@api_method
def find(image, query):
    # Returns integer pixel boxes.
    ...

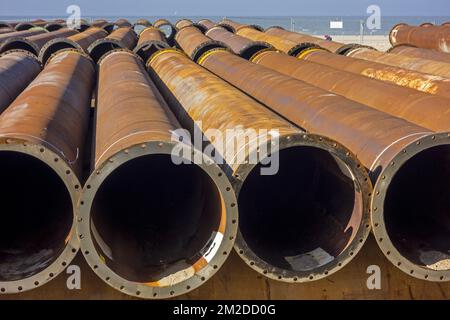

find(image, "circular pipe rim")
[232,133,372,283]
[371,132,450,282]
[0,141,81,294]
[78,141,238,299]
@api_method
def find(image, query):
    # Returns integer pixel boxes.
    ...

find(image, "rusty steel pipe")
[134,27,169,61]
[296,47,450,99]
[15,23,36,31]
[345,46,450,79]
[39,27,108,65]
[133,19,152,34]
[175,19,194,30]
[147,48,370,283]
[196,48,450,282]
[0,28,79,56]
[209,26,450,97]
[249,49,450,132]
[134,19,152,27]
[388,44,450,64]
[88,27,137,62]
[220,19,264,33]
[265,26,356,54]
[0,22,13,29]
[390,24,450,52]
[206,26,272,60]
[236,26,307,56]
[154,19,176,45]
[0,49,95,293]
[197,19,217,31]
[44,23,65,32]
[114,19,132,28]
[0,28,14,35]
[175,26,227,62]
[0,28,47,44]
[78,49,237,299]
[0,50,41,114]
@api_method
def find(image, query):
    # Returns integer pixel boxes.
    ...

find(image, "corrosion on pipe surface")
[0,49,95,293]
[115,19,132,28]
[175,19,194,30]
[78,49,237,299]
[236,26,307,56]
[0,50,42,114]
[296,46,450,99]
[154,19,176,45]
[15,23,36,31]
[44,23,65,32]
[220,19,264,33]
[265,26,355,54]
[147,48,370,283]
[0,28,14,35]
[88,27,137,62]
[39,26,108,65]
[175,26,227,62]
[249,49,450,132]
[345,46,450,79]
[206,26,272,60]
[389,44,450,64]
[134,27,169,61]
[0,28,79,56]
[197,47,450,282]
[197,19,217,31]
[390,24,450,52]
[0,28,47,44]
[134,19,152,27]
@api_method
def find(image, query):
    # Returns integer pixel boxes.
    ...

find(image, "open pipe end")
[0,38,39,56]
[239,41,273,60]
[78,142,238,299]
[335,43,377,55]
[0,22,13,29]
[44,23,64,32]
[78,23,91,32]
[190,40,229,62]
[88,39,124,63]
[288,43,326,57]
[372,132,450,282]
[0,142,80,294]
[38,38,82,65]
[234,133,372,282]
[14,23,35,31]
[134,41,170,62]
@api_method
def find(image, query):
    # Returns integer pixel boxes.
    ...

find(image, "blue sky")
[0,0,449,16]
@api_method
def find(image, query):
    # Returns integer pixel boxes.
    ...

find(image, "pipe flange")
[371,132,450,282]
[39,38,83,65]
[232,133,372,283]
[0,141,81,294]
[239,41,273,60]
[0,37,40,56]
[78,141,238,299]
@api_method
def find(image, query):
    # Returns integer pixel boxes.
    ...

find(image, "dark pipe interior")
[90,42,121,62]
[0,151,73,281]
[0,41,37,55]
[384,145,450,270]
[239,146,360,272]
[91,154,223,282]
[41,41,76,64]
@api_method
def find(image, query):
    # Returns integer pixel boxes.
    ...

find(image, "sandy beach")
[331,35,391,51]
